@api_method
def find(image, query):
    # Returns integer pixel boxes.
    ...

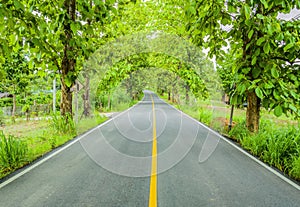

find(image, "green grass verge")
[161,96,300,181]
[0,114,107,179]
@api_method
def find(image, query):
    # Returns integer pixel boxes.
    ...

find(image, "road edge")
[0,98,145,189]
[157,96,300,191]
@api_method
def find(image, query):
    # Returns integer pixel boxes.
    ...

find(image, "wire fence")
[1,104,52,117]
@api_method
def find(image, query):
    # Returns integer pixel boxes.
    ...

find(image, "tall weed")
[0,110,4,126]
[0,131,28,172]
[228,121,250,141]
[241,132,267,157]
[229,121,300,180]
[50,113,76,135]
[198,107,212,125]
[290,156,300,180]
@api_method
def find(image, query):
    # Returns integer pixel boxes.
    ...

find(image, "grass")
[161,95,300,181]
[0,132,28,174]
[229,121,300,180]
[0,113,107,179]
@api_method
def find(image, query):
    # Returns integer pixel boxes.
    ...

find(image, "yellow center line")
[149,95,157,207]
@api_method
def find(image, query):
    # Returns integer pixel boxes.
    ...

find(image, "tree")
[0,0,116,117]
[0,50,33,119]
[186,0,300,132]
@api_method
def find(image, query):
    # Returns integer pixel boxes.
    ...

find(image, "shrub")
[290,156,300,180]
[228,121,250,141]
[50,113,76,135]
[0,109,4,126]
[0,131,28,172]
[262,127,299,172]
[240,132,267,157]
[198,107,212,125]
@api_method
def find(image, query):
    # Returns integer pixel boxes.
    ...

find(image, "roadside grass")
[0,90,138,179]
[229,121,300,180]
[0,114,107,179]
[0,132,28,176]
[162,96,300,181]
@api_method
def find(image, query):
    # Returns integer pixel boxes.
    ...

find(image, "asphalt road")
[0,91,299,207]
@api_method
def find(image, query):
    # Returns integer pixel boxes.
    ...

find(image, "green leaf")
[28,61,34,69]
[271,67,279,78]
[257,14,264,19]
[248,29,254,39]
[230,94,238,105]
[273,90,280,100]
[283,43,293,52]
[274,105,283,117]
[240,84,246,95]
[251,56,257,65]
[244,5,251,19]
[260,0,268,9]
[14,0,25,10]
[263,42,270,54]
[256,37,265,46]
[290,91,297,99]
[65,77,72,88]
[255,87,263,99]
[242,67,251,74]
[264,81,274,89]
[252,67,261,78]
[289,104,297,113]
[9,34,17,45]
[70,23,78,33]
[275,33,284,41]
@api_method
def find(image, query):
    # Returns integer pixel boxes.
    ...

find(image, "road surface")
[0,91,299,207]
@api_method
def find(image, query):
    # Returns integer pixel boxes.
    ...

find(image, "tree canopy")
[186,0,300,131]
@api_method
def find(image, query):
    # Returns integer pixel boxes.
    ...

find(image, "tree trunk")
[12,94,16,122]
[185,85,190,105]
[168,91,171,101]
[107,93,111,109]
[26,109,29,122]
[246,91,260,132]
[172,90,175,103]
[60,80,73,116]
[60,0,76,117]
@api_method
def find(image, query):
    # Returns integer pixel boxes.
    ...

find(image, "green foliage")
[0,131,28,173]
[0,50,34,97]
[262,127,299,172]
[95,52,210,102]
[186,0,300,132]
[229,121,300,180]
[22,104,30,113]
[228,121,250,141]
[198,107,213,125]
[0,0,117,116]
[50,113,76,135]
[0,110,4,126]
[0,98,13,107]
[290,157,300,180]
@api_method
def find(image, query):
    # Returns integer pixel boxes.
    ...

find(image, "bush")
[241,132,267,157]
[50,113,76,135]
[228,121,250,141]
[261,126,299,172]
[198,107,212,125]
[0,131,28,172]
[0,109,4,126]
[290,156,300,180]
[228,121,300,180]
